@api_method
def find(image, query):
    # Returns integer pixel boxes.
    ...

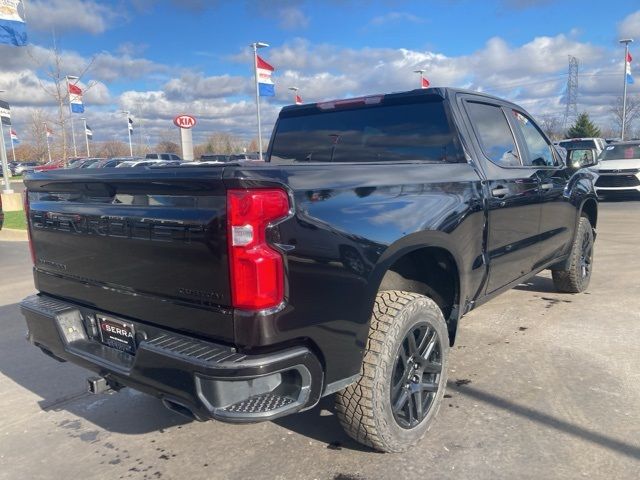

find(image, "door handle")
[541,183,553,190]
[491,186,510,198]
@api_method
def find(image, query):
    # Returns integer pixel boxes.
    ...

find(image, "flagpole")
[251,42,269,161]
[0,121,11,193]
[82,117,90,156]
[288,86,299,104]
[416,69,424,88]
[123,111,133,156]
[10,133,16,162]
[620,38,634,141]
[43,122,52,163]
[0,90,12,193]
[65,75,78,158]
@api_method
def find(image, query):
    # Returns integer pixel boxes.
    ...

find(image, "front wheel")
[552,216,594,293]
[334,291,449,453]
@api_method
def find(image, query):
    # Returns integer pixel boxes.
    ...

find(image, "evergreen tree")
[566,113,601,138]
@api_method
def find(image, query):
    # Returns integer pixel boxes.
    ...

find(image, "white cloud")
[278,6,310,29]
[619,10,640,39]
[4,26,639,148]
[28,0,125,35]
[369,12,424,27]
[163,73,251,101]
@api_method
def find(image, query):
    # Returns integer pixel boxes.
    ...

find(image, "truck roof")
[280,87,518,115]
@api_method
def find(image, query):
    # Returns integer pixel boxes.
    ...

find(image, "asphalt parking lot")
[0,201,639,480]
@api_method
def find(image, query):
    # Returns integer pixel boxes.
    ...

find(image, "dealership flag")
[85,124,93,140]
[257,55,275,97]
[68,83,85,113]
[128,117,133,132]
[626,52,634,85]
[68,83,84,113]
[0,0,27,46]
[10,129,19,144]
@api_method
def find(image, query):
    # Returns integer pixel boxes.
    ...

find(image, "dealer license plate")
[97,315,137,354]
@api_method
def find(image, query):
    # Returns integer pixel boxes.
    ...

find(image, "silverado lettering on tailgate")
[30,211,206,243]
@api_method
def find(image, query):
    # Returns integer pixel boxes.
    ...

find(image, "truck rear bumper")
[21,294,324,423]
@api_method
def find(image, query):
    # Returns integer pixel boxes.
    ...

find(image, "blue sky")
[3,0,640,147]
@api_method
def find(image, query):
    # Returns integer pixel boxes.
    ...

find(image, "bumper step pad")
[223,393,295,414]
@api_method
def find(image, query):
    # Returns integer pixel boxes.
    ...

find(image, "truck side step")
[223,393,295,414]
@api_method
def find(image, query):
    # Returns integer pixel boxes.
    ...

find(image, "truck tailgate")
[24,168,233,342]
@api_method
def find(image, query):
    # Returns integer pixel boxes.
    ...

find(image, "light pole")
[65,75,79,158]
[0,90,13,194]
[620,38,634,140]
[250,41,269,161]
[81,117,90,157]
[289,86,301,104]
[122,110,133,156]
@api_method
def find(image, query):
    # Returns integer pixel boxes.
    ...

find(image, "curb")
[0,228,28,241]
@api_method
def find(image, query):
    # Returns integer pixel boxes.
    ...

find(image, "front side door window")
[510,110,556,167]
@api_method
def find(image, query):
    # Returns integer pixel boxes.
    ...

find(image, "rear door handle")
[491,187,510,198]
[541,183,553,190]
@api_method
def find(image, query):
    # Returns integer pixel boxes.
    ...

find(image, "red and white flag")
[421,76,430,89]
[257,55,275,97]
[295,94,302,105]
[68,83,85,113]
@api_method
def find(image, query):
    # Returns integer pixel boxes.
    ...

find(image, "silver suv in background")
[145,153,181,161]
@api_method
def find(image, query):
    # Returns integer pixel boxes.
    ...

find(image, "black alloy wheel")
[391,322,442,429]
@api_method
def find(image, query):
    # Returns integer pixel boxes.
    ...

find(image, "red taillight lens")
[227,188,290,310]
[23,190,35,264]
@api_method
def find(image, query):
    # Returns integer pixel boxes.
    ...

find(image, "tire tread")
[335,290,447,452]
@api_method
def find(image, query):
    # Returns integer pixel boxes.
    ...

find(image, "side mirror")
[567,149,598,169]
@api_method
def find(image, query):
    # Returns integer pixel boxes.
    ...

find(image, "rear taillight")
[227,188,290,310]
[23,190,35,264]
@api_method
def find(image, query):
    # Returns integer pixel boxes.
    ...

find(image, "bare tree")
[28,34,96,162]
[538,115,562,141]
[156,140,181,154]
[95,141,130,158]
[247,138,259,152]
[202,132,244,154]
[28,109,50,161]
[609,95,640,139]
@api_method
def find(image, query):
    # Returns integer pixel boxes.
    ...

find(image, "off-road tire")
[552,216,594,293]
[334,290,449,453]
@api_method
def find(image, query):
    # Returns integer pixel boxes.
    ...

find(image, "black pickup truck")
[21,88,598,452]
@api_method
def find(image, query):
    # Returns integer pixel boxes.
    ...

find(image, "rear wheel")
[552,216,594,293]
[335,290,449,452]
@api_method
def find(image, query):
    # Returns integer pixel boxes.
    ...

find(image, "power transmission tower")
[563,56,579,130]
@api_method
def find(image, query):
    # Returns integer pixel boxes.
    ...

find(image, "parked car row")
[554,137,640,198]
[199,153,260,163]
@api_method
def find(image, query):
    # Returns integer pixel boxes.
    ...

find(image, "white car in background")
[559,137,606,157]
[592,141,640,197]
[116,159,181,168]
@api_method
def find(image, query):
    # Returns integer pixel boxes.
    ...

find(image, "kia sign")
[173,114,197,129]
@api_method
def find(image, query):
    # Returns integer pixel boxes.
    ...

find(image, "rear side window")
[466,102,520,167]
[511,110,556,167]
[269,100,463,163]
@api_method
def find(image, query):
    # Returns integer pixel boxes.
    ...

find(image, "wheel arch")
[370,236,464,345]
[580,197,598,229]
